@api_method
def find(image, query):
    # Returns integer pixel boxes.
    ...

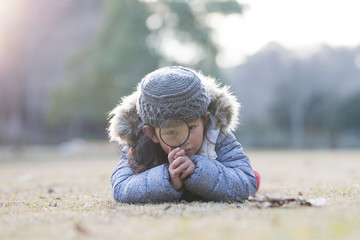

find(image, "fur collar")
[107,71,241,145]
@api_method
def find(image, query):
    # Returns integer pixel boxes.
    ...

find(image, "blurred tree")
[0,0,103,145]
[251,44,360,148]
[46,0,244,139]
[323,90,360,148]
[334,90,360,130]
[271,61,331,148]
[224,43,360,148]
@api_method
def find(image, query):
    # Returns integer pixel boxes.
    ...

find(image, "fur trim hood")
[108,70,241,146]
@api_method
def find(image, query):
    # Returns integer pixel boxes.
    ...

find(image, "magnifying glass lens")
[159,118,189,148]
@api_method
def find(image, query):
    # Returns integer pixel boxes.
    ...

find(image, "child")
[108,66,259,203]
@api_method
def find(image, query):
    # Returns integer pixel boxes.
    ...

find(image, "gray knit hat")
[137,66,210,127]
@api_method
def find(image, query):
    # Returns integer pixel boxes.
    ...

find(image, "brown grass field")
[0,144,359,240]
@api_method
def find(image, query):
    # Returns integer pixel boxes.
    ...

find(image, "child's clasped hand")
[168,147,195,190]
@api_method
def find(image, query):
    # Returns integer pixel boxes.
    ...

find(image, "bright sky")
[215,0,360,67]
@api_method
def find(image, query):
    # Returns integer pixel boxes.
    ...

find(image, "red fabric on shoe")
[253,170,260,191]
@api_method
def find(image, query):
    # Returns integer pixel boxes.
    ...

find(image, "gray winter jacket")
[108,70,257,203]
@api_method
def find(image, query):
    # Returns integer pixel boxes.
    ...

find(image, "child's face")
[154,116,208,157]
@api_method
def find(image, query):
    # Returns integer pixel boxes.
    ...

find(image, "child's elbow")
[234,176,257,202]
[112,183,125,203]
[112,181,133,203]
[112,182,147,204]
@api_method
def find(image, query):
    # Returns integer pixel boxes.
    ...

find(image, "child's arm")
[111,146,183,203]
[183,132,257,202]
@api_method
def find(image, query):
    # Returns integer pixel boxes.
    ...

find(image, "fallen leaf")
[49,201,57,207]
[307,198,328,206]
[74,222,89,235]
[164,205,172,211]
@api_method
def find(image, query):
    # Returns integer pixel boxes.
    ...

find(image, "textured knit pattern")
[111,132,257,203]
[137,66,210,127]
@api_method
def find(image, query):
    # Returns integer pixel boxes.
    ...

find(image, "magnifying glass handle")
[168,147,176,164]
[168,146,174,154]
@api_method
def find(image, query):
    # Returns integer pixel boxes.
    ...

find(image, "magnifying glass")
[159,118,190,148]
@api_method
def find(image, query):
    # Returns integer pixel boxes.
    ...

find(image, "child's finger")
[180,164,195,180]
[175,149,185,158]
[168,147,180,164]
[172,161,189,176]
[170,156,186,169]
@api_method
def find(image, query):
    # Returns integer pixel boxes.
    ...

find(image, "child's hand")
[171,149,196,180]
[168,148,195,190]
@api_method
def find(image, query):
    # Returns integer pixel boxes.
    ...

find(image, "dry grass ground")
[0,144,359,240]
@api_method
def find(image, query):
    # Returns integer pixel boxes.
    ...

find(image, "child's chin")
[185,150,194,156]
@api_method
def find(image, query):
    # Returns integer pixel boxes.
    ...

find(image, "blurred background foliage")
[1,0,360,149]
[46,0,239,140]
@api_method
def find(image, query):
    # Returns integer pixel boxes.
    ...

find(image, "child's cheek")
[192,129,204,150]
[159,141,170,154]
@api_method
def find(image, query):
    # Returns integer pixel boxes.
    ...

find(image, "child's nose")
[182,139,191,147]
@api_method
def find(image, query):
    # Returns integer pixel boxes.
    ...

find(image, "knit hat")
[137,66,210,127]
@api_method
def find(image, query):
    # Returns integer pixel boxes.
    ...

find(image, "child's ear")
[142,125,159,143]
[204,111,211,125]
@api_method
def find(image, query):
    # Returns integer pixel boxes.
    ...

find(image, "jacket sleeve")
[183,132,257,202]
[111,146,183,204]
